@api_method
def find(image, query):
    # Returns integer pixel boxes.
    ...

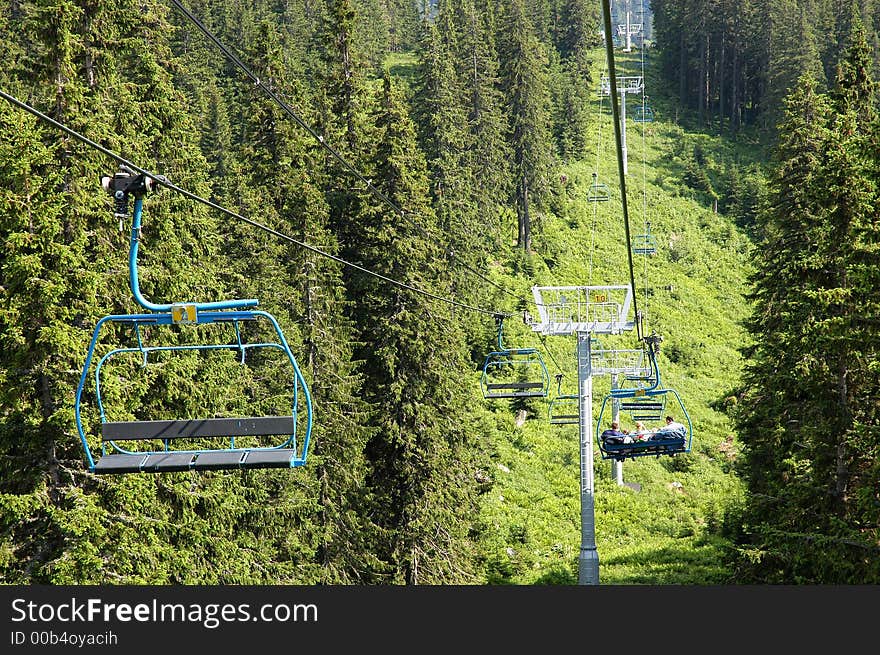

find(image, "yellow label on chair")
[634,388,646,397]
[171,304,197,324]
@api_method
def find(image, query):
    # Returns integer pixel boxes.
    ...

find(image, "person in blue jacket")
[601,421,631,444]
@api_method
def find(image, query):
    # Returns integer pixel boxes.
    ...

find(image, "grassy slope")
[474,49,765,584]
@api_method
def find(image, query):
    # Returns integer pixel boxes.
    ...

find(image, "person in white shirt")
[652,415,686,442]
[663,415,685,432]
[633,420,653,441]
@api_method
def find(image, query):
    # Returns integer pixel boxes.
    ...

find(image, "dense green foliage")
[727,19,880,583]
[652,0,880,134]
[0,0,877,585]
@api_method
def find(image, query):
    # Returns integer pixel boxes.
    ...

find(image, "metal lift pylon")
[529,285,636,585]
[599,74,643,176]
[616,0,642,53]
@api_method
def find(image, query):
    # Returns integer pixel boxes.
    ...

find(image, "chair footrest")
[93,449,299,474]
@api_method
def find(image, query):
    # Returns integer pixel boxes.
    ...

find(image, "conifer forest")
[1,0,879,585]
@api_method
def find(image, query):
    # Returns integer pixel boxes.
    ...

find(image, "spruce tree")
[498,0,554,251]
[801,14,880,580]
[733,73,833,535]
[455,0,512,245]
[233,13,379,583]
[764,0,826,134]
[413,12,488,318]
[732,21,880,581]
[313,0,373,263]
[354,74,483,583]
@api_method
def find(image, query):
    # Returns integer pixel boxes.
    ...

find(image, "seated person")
[632,420,654,442]
[600,421,631,445]
[650,415,687,441]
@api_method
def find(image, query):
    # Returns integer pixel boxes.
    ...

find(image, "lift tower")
[600,74,643,176]
[616,0,642,52]
[529,285,636,584]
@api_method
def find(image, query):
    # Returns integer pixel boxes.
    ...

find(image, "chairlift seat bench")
[94,416,301,474]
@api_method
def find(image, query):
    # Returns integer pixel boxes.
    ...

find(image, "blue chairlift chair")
[587,172,610,202]
[595,335,691,461]
[633,105,655,123]
[480,316,549,400]
[548,374,579,425]
[632,222,658,255]
[74,167,313,474]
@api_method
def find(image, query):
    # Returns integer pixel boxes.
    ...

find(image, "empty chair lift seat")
[549,396,579,425]
[95,416,301,474]
[481,348,549,400]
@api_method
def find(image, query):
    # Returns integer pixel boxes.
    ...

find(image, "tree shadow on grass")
[532,563,578,585]
[598,541,734,585]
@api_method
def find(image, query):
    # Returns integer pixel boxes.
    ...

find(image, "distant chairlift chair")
[633,105,655,123]
[548,374,579,425]
[632,222,658,256]
[587,172,610,202]
[480,315,549,400]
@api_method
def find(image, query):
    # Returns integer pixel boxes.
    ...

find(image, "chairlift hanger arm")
[103,166,258,312]
[0,89,504,318]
